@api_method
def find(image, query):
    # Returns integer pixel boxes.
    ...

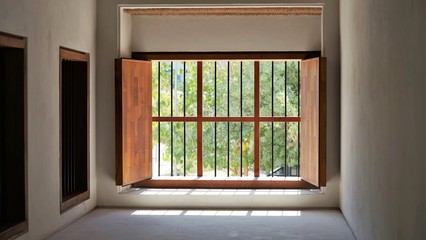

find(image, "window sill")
[0,221,28,240]
[132,176,317,189]
[61,190,90,213]
[121,187,323,196]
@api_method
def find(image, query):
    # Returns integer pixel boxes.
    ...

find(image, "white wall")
[0,0,97,239]
[131,14,321,52]
[97,0,340,209]
[340,0,426,239]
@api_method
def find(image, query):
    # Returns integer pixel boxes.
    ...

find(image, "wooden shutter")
[300,57,326,187]
[115,59,152,186]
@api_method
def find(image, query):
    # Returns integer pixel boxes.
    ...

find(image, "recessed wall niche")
[59,47,90,213]
[0,31,27,240]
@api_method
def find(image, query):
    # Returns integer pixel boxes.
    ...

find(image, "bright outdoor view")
[152,60,300,178]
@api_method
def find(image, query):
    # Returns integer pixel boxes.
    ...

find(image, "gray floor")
[48,208,356,240]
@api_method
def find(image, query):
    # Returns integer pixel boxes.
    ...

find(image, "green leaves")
[152,60,300,177]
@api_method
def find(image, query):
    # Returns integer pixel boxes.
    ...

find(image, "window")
[152,60,301,178]
[0,32,27,239]
[116,52,326,189]
[59,47,90,213]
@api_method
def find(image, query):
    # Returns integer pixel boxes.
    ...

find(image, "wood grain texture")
[300,58,319,186]
[60,47,89,62]
[300,57,327,187]
[124,7,322,16]
[0,32,26,48]
[319,58,327,186]
[115,59,152,186]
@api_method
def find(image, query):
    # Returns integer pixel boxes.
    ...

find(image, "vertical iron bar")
[227,61,230,177]
[240,62,243,177]
[215,63,219,177]
[170,62,173,176]
[171,121,173,177]
[284,62,288,177]
[297,61,301,176]
[183,62,186,176]
[158,62,161,176]
[271,62,274,177]
[171,61,173,116]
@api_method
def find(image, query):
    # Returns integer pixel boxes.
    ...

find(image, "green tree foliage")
[152,61,300,177]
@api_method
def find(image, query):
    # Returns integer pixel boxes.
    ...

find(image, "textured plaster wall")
[97,0,341,208]
[340,0,426,239]
[0,0,97,239]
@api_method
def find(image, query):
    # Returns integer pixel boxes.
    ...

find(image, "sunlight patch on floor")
[131,209,301,217]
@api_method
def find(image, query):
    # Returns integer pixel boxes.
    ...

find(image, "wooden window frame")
[0,31,28,240]
[117,52,326,189]
[59,47,90,213]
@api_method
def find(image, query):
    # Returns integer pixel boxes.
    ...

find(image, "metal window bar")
[227,61,230,177]
[183,62,186,176]
[284,61,288,177]
[271,62,274,177]
[240,62,243,177]
[215,63,219,176]
[157,62,161,177]
[170,62,174,176]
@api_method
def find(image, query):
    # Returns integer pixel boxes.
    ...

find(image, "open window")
[115,59,152,186]
[59,47,90,213]
[115,53,326,189]
[300,57,327,187]
[0,32,27,239]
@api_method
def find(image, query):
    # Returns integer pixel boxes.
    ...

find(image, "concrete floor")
[48,208,356,240]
